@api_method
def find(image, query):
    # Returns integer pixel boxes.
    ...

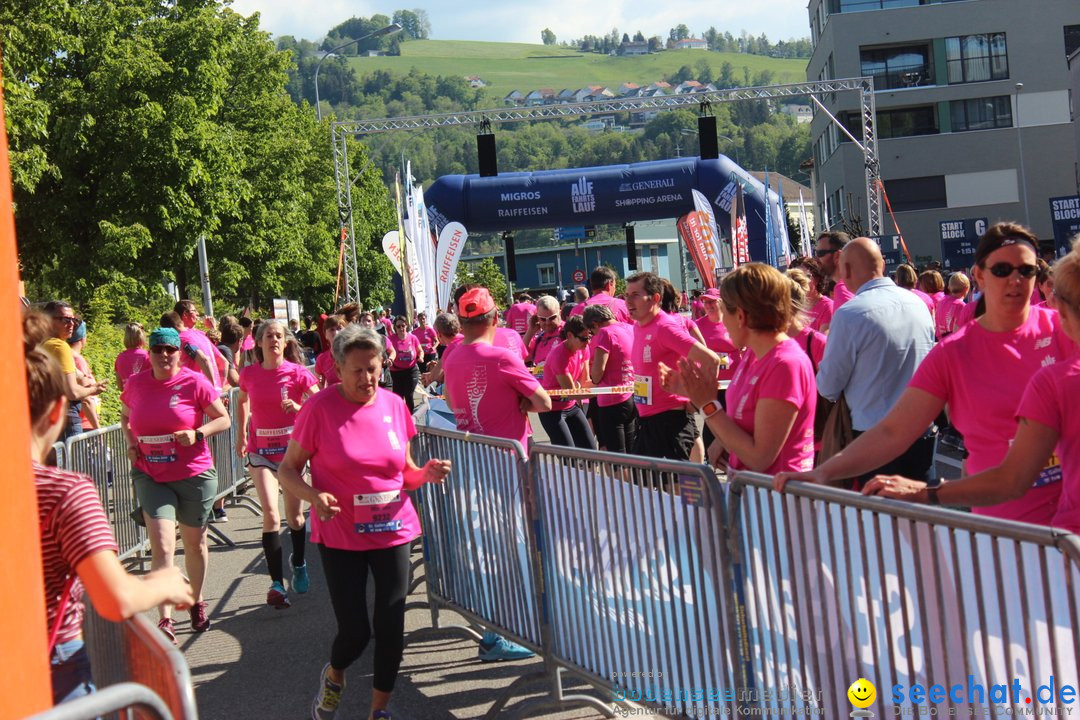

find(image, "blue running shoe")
[477,633,534,662]
[291,557,310,594]
[311,663,345,720]
[267,581,290,609]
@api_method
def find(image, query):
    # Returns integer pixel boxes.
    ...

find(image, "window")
[833,0,970,11]
[537,263,555,286]
[878,106,938,138]
[1066,25,1080,58]
[883,176,947,211]
[649,247,660,273]
[945,33,1008,84]
[951,96,1012,131]
[861,44,934,89]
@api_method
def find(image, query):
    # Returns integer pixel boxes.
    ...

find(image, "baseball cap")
[458,287,496,318]
[702,288,722,299]
[148,327,181,348]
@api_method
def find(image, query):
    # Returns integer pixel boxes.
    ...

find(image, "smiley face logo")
[847,678,876,709]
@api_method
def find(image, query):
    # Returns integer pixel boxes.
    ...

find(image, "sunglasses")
[537,315,557,322]
[54,316,81,326]
[814,248,837,257]
[987,262,1038,279]
[150,345,179,355]
[574,334,590,342]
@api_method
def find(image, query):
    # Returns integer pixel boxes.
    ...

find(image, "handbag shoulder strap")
[804,332,818,375]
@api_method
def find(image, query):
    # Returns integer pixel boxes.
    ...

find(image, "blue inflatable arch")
[424,157,786,263]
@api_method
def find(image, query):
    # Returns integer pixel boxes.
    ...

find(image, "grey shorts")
[132,468,217,528]
[246,452,281,473]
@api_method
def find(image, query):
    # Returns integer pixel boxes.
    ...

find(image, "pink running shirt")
[832,280,854,309]
[292,387,419,552]
[315,350,339,386]
[504,302,536,334]
[495,327,529,363]
[179,328,221,390]
[908,306,1075,524]
[591,323,634,407]
[954,297,980,329]
[412,326,438,355]
[911,288,936,317]
[389,333,422,370]
[725,338,816,474]
[241,334,255,352]
[540,340,585,411]
[791,326,826,370]
[631,311,698,418]
[529,329,562,367]
[122,367,218,482]
[808,295,835,333]
[694,316,742,382]
[239,361,317,460]
[442,341,540,450]
[114,348,150,385]
[935,296,966,338]
[1016,356,1080,534]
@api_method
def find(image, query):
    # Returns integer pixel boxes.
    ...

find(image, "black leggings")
[596,398,638,453]
[538,403,597,449]
[390,366,419,414]
[319,542,411,691]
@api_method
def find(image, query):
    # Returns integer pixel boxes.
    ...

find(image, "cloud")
[225,0,810,44]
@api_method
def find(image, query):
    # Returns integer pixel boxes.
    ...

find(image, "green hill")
[348,39,808,106]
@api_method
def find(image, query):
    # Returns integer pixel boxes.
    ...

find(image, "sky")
[224,0,812,45]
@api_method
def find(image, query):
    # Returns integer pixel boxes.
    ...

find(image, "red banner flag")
[731,183,751,267]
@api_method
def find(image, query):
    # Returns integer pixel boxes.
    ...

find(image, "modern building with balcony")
[806,0,1080,261]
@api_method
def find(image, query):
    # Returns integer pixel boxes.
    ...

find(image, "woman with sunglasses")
[41,301,106,440]
[237,320,320,609]
[120,327,231,642]
[525,295,563,370]
[389,315,423,414]
[536,315,598,449]
[776,222,1078,526]
[866,238,1080,534]
[583,305,637,453]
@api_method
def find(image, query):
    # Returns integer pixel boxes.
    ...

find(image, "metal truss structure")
[331,78,880,303]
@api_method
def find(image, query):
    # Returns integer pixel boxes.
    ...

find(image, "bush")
[81,322,126,427]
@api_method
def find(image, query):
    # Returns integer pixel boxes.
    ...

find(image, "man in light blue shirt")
[816,237,935,483]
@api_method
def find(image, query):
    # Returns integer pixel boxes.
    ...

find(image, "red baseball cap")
[458,287,496,318]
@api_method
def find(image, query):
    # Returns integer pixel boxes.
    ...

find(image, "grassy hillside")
[349,39,808,105]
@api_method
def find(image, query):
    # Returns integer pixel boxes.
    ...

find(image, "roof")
[745,171,812,203]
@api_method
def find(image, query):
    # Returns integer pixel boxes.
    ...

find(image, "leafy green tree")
[456,257,508,308]
[541,28,556,45]
[393,9,430,40]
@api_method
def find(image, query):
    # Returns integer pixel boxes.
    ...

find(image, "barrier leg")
[206,524,235,547]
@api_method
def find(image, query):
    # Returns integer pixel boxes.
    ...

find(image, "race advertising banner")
[678,211,719,289]
[872,234,904,275]
[435,222,468,310]
[939,218,987,270]
[730,184,751,267]
[1049,195,1080,258]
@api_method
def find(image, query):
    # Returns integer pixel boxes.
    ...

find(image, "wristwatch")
[926,477,944,505]
[194,429,205,442]
[699,399,723,419]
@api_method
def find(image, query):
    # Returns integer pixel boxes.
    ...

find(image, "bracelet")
[699,399,723,419]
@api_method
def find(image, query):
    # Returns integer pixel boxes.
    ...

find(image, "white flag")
[435,222,468,311]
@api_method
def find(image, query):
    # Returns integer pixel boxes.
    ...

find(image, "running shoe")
[190,601,210,632]
[157,618,177,645]
[211,507,228,523]
[291,557,310,594]
[311,663,345,720]
[477,633,534,662]
[267,581,291,609]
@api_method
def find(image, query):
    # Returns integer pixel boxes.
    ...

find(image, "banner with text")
[1050,195,1080,258]
[939,218,987,270]
[435,222,468,311]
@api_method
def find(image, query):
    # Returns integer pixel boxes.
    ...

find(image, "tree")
[393,9,430,40]
[696,59,714,85]
[633,31,645,43]
[541,28,556,45]
[456,257,508,308]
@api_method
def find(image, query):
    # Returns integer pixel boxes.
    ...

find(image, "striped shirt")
[35,462,118,645]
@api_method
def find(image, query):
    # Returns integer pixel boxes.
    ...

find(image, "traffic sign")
[572,269,586,283]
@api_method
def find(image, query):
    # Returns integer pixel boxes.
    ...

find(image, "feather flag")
[730,183,750,267]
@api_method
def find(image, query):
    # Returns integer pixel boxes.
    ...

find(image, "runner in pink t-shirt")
[495,327,529,363]
[626,272,718,461]
[237,319,320,609]
[411,313,439,364]
[569,292,632,323]
[934,295,966,338]
[583,305,637,453]
[832,279,854,308]
[114,347,150,391]
[503,296,537,335]
[807,295,834,333]
[179,327,222,391]
[694,291,742,383]
[389,316,424,414]
[315,315,346,388]
[120,326,231,638]
[536,317,597,449]
[274,323,451,716]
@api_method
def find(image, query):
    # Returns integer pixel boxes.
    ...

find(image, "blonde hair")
[124,322,146,350]
[947,272,970,295]
[1052,235,1080,317]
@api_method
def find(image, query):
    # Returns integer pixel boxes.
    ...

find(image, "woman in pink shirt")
[411,312,439,367]
[661,263,816,474]
[389,315,423,414]
[790,257,834,333]
[866,239,1080,533]
[897,264,936,319]
[583,305,637,453]
[934,272,970,339]
[694,287,744,456]
[237,320,319,609]
[525,296,563,369]
[778,222,1078,526]
[120,327,231,643]
[315,315,346,388]
[277,325,450,720]
[114,322,150,392]
[537,316,597,449]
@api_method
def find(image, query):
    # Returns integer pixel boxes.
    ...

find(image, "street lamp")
[1014,82,1031,227]
[314,23,402,121]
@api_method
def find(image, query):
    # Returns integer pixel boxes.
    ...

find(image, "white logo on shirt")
[168,394,180,408]
[1035,337,1052,350]
[643,345,652,364]
[387,430,402,450]
[466,366,488,430]
[1041,356,1056,368]
[383,416,392,423]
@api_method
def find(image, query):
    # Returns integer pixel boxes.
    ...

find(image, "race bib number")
[1033,452,1063,488]
[532,363,545,381]
[397,351,413,364]
[138,434,177,464]
[354,490,404,534]
[255,426,292,457]
[633,374,653,405]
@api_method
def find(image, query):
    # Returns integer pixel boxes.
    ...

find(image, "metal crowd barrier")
[530,444,744,718]
[24,682,174,720]
[64,425,149,562]
[726,470,1080,717]
[83,605,198,720]
[410,427,542,652]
